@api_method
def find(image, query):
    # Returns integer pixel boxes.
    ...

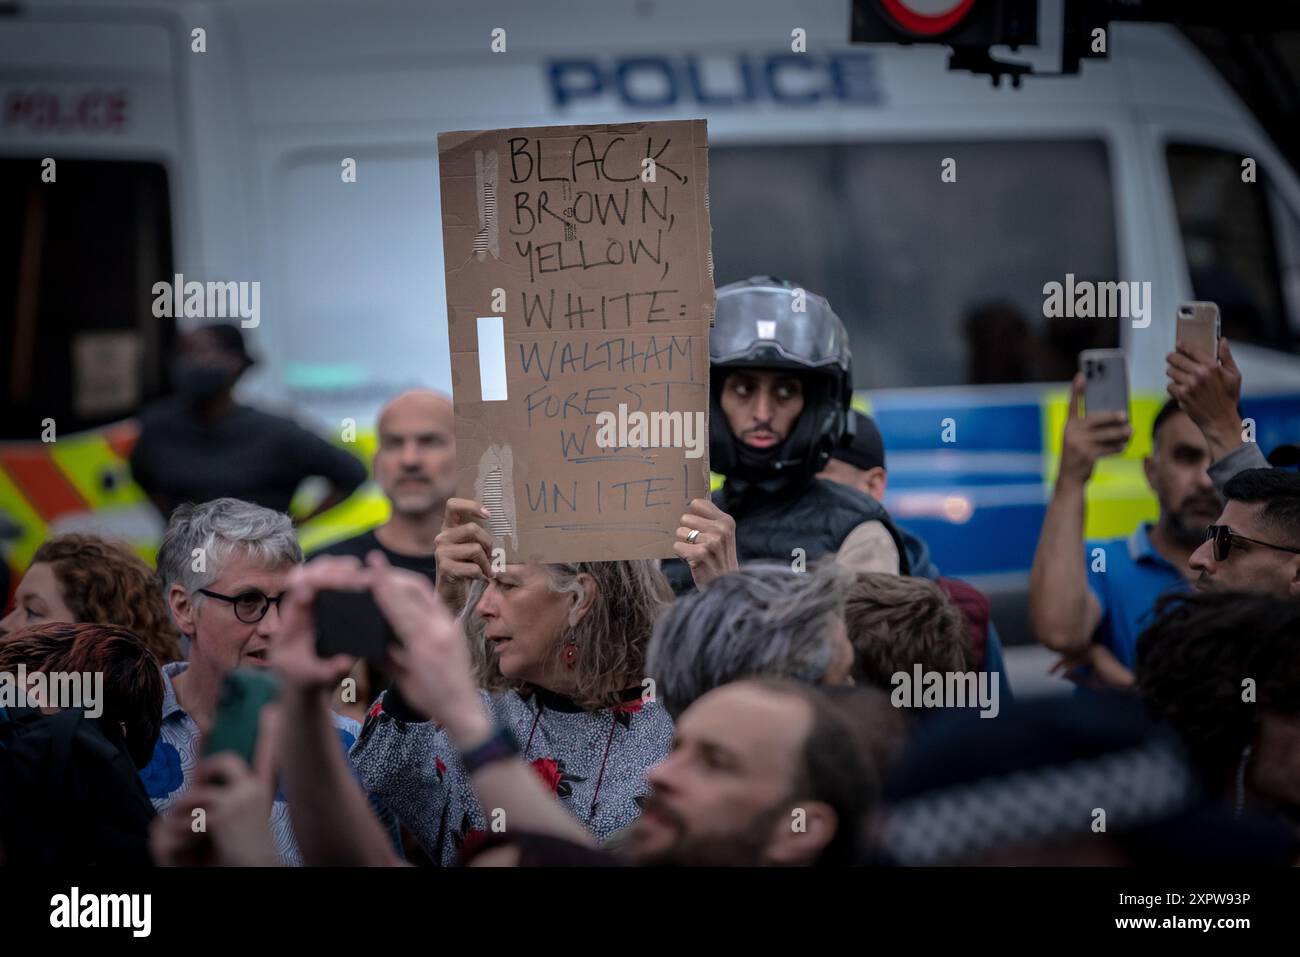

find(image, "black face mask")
[170,360,235,404]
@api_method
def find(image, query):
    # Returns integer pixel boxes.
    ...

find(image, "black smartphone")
[313,589,397,665]
[203,669,280,765]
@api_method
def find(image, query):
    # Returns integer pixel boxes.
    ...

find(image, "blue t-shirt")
[1085,523,1189,667]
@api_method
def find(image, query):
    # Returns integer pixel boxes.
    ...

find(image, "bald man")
[312,391,455,728]
[312,390,455,582]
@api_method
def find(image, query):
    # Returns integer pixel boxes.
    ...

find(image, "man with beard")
[414,679,882,868]
[311,390,454,723]
[1029,393,1223,688]
[312,390,454,585]
[662,277,911,595]
[621,679,878,866]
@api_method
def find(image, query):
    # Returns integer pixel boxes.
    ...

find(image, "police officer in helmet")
[665,276,910,593]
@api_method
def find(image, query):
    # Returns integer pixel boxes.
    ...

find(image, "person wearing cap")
[663,277,911,594]
[820,411,923,575]
[818,411,1011,695]
[130,324,367,521]
[817,410,888,501]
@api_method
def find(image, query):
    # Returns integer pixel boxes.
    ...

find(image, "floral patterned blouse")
[350,684,672,865]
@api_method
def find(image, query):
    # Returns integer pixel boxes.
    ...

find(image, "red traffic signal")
[852,0,1036,48]
[878,0,979,38]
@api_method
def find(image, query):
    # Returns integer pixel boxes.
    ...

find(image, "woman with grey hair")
[143,496,363,866]
[351,498,676,865]
[646,561,856,719]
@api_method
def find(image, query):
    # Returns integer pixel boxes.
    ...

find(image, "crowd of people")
[2,276,1299,868]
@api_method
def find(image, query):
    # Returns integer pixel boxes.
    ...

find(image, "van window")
[709,140,1120,389]
[1166,143,1298,353]
[0,158,174,440]
[277,152,447,408]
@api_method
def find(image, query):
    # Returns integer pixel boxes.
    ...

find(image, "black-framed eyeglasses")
[1205,525,1300,563]
[198,588,285,623]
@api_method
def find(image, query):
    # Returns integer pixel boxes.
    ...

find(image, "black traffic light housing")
[853,0,1300,83]
[851,0,1039,85]
[851,0,1037,48]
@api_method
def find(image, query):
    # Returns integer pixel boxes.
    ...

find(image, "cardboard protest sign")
[439,120,714,563]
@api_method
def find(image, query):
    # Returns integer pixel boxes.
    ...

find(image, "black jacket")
[664,476,911,593]
[0,707,156,866]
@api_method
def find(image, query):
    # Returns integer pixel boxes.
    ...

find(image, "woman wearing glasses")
[350,497,681,866]
[143,497,367,866]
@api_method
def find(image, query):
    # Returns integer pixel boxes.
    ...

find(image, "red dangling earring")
[563,642,578,667]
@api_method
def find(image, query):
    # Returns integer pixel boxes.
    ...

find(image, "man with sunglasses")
[141,497,366,865]
[1189,468,1300,597]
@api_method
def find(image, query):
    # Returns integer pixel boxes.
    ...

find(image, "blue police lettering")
[547,53,881,109]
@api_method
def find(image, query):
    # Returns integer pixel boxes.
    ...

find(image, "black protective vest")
[664,477,911,593]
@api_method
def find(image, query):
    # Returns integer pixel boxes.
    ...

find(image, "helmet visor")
[710,284,850,372]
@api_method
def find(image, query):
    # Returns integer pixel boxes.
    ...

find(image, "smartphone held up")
[1080,348,1130,419]
[1175,301,1221,360]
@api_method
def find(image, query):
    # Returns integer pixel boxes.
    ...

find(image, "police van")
[3,0,1299,641]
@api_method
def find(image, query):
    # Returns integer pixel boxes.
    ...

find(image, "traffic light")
[851,0,1039,84]
[853,0,1300,82]
[851,0,1037,49]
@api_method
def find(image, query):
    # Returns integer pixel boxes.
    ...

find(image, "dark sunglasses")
[198,588,286,624]
[1205,525,1300,563]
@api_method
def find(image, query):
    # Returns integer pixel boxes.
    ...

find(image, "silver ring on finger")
[686,529,701,545]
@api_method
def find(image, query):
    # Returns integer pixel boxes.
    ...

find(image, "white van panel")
[7,0,1300,422]
[0,18,172,73]
[0,13,178,156]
